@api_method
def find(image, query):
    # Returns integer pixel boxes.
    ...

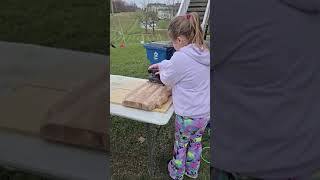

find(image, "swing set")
[111,1,126,48]
[111,0,167,48]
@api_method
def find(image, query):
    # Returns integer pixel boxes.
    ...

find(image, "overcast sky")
[124,0,181,8]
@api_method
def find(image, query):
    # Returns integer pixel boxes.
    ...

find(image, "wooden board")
[122,82,172,111]
[110,78,172,113]
[0,86,66,135]
[40,71,109,151]
[111,89,173,113]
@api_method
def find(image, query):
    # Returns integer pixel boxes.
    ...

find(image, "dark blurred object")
[111,43,117,48]
[148,67,163,85]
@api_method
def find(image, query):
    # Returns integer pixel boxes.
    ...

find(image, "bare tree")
[137,9,149,33]
[149,10,158,34]
[136,0,155,34]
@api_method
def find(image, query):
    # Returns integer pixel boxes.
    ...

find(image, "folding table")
[110,75,174,175]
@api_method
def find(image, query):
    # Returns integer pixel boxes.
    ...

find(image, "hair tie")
[185,14,191,20]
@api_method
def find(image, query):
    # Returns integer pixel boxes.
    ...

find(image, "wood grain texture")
[110,77,172,113]
[0,86,66,136]
[122,82,172,111]
[41,70,109,152]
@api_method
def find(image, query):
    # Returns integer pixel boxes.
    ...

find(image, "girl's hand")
[148,64,159,71]
[148,64,160,75]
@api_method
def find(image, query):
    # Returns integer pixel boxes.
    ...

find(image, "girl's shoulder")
[170,50,189,60]
[170,51,192,65]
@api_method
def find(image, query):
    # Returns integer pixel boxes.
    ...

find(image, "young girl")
[148,12,210,179]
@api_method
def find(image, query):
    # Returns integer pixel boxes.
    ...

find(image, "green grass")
[0,0,107,54]
[157,20,170,29]
[111,44,149,78]
[110,12,210,179]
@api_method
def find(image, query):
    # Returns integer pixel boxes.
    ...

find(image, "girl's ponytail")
[188,12,205,49]
[168,12,207,50]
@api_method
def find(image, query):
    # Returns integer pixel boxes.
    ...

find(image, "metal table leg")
[146,123,154,176]
[145,123,162,177]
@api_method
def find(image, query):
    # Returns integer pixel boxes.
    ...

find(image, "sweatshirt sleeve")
[158,53,184,87]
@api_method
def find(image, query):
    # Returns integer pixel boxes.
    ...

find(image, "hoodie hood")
[179,43,210,66]
[280,0,320,14]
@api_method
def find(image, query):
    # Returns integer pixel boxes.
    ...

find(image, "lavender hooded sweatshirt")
[158,44,210,118]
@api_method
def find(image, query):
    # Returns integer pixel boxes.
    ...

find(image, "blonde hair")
[168,12,206,50]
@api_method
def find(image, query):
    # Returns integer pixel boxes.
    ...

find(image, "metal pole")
[145,123,155,176]
[111,0,114,15]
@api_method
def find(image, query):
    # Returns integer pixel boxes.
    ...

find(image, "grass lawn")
[0,0,107,54]
[0,0,107,179]
[110,12,210,179]
[157,20,170,29]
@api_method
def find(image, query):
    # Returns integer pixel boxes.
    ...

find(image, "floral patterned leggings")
[168,114,210,179]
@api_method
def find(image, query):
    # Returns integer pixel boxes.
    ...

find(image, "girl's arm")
[157,53,184,87]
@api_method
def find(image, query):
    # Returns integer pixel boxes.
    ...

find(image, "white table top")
[0,130,108,180]
[110,75,174,126]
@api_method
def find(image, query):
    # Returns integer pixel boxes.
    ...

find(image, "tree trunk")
[145,20,148,33]
[152,20,155,34]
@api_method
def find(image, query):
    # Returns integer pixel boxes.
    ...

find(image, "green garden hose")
[201,147,211,164]
[201,128,211,164]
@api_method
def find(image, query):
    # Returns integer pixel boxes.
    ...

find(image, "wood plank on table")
[0,86,66,135]
[110,75,172,113]
[41,71,108,151]
[123,81,172,111]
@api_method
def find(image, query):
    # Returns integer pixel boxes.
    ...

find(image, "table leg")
[145,124,162,176]
[145,123,154,176]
